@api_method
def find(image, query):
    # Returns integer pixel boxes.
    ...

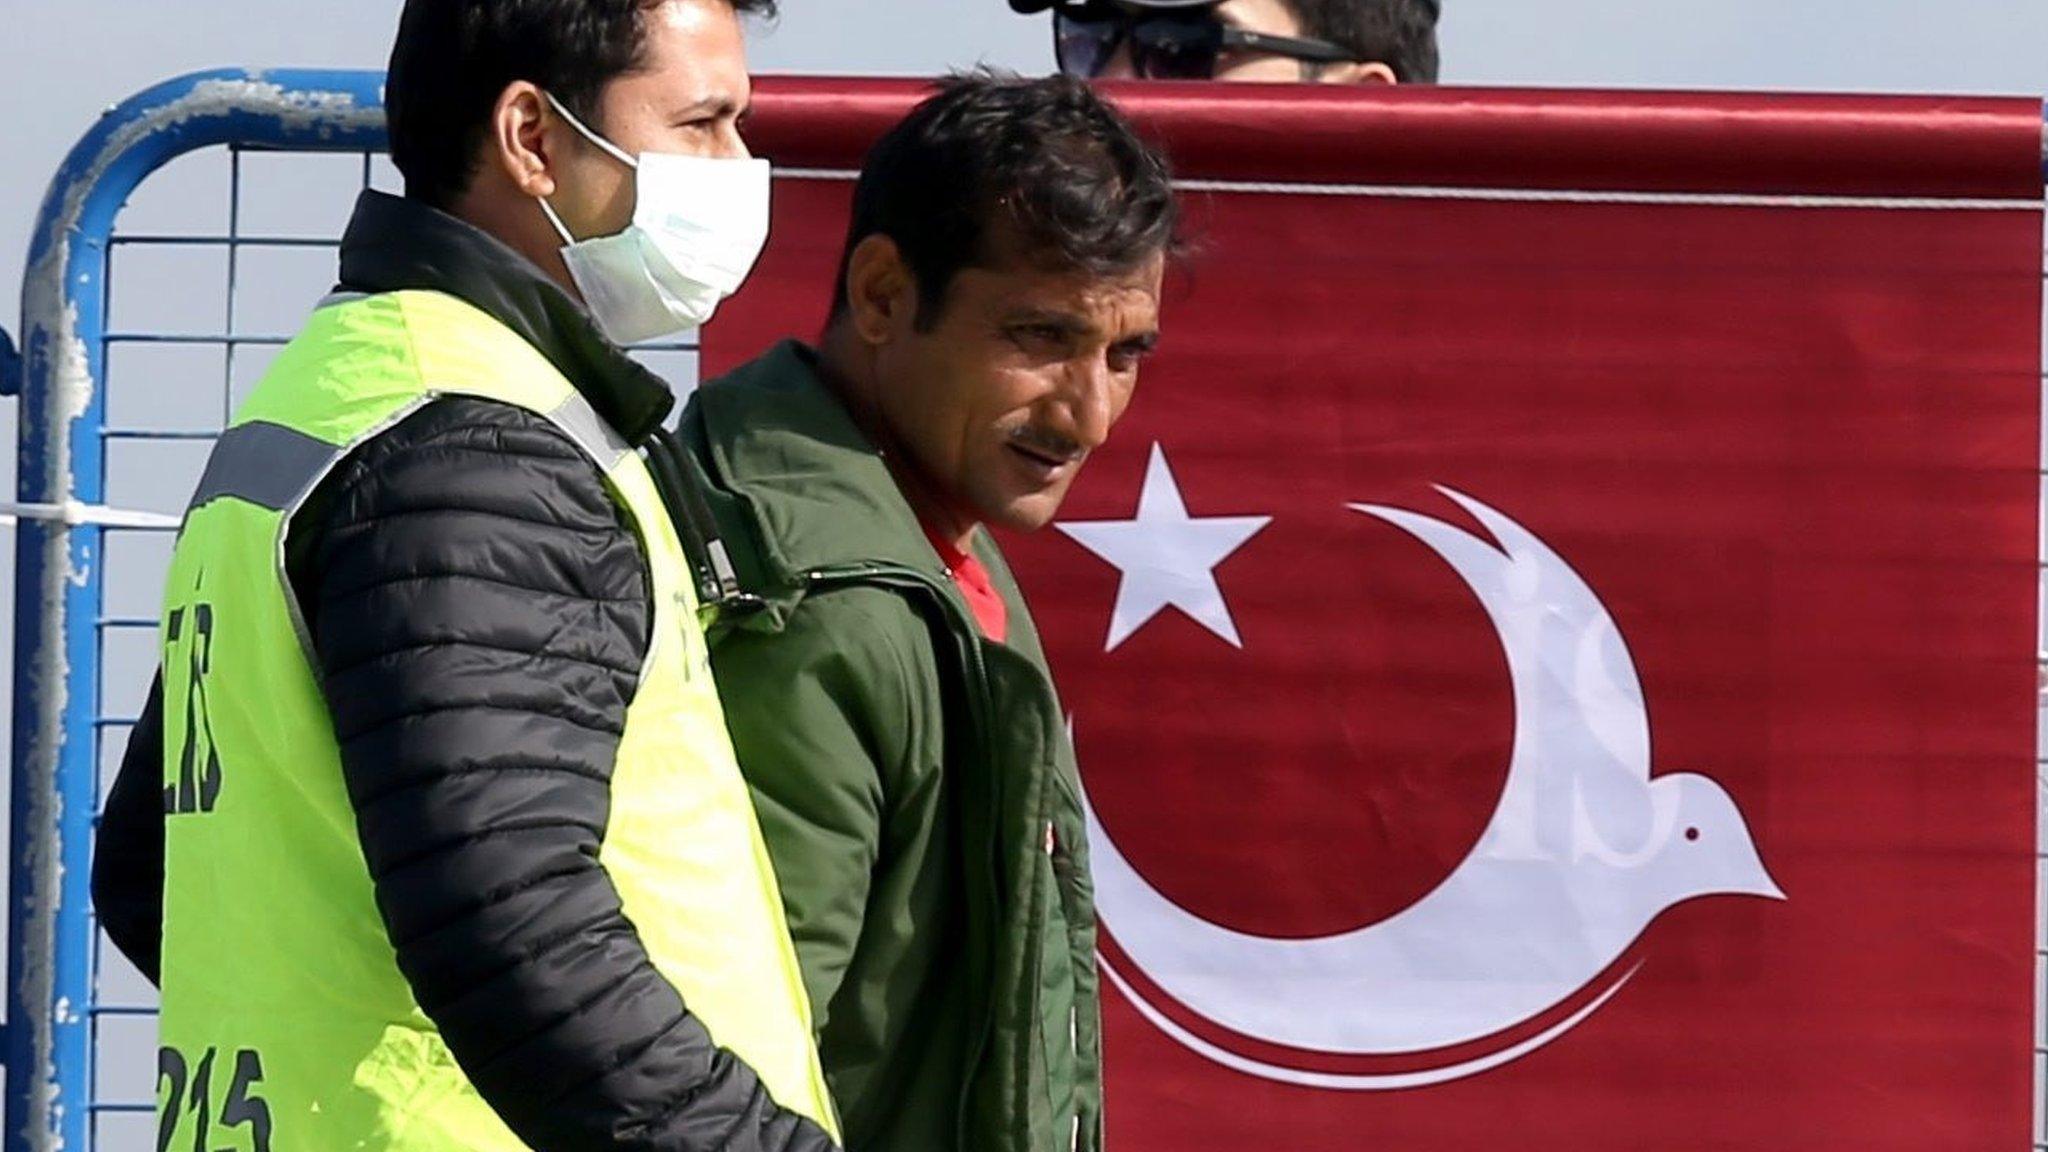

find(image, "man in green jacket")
[666,74,1178,1152]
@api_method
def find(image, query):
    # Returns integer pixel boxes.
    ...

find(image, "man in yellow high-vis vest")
[90,3,840,1149]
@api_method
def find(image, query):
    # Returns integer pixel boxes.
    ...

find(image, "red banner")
[707,80,2046,1150]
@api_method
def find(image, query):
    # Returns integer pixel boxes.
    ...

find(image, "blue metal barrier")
[8,69,388,1152]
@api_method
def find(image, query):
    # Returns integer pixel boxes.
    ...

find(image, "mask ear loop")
[537,196,579,246]
[543,91,640,170]
[536,90,641,245]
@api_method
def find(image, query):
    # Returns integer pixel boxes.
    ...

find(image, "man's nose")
[1055,362,1118,451]
[719,122,753,161]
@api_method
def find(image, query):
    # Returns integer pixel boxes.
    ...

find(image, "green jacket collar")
[338,190,673,444]
[695,340,950,585]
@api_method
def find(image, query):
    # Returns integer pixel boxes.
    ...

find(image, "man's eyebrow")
[1004,307,1093,335]
[671,95,743,122]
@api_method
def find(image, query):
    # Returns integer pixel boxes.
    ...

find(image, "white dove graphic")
[1084,487,1784,1086]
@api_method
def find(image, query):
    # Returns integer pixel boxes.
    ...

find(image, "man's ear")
[844,235,918,345]
[487,81,560,200]
[1315,60,1399,85]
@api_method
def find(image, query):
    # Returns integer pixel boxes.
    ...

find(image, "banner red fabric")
[704,81,2046,1150]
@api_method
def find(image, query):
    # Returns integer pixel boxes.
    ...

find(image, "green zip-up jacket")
[667,341,1102,1152]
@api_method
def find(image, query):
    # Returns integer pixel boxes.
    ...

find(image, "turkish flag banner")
[706,81,2047,1150]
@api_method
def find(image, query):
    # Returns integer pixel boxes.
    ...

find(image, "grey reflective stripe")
[545,392,633,472]
[187,422,344,515]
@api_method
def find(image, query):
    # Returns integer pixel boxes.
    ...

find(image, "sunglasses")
[1055,7,1360,81]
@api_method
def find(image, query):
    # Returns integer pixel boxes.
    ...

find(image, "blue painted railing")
[7,68,387,1152]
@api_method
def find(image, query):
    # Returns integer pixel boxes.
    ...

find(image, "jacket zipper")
[800,562,1005,1148]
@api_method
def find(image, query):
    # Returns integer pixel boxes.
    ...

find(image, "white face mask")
[538,92,771,345]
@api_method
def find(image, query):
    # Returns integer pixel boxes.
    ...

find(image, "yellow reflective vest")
[155,289,836,1150]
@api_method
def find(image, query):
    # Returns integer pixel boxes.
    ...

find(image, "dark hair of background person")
[1295,0,1441,83]
[386,0,778,210]
[828,71,1180,332]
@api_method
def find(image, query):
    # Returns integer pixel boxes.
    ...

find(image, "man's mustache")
[1007,426,1087,464]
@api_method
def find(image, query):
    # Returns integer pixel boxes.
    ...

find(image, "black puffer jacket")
[91,191,836,1152]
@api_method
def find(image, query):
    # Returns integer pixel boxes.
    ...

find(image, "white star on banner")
[1057,444,1272,653]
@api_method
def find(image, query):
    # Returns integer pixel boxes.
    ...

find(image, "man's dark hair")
[1292,0,1440,83]
[385,0,776,210]
[829,72,1179,331]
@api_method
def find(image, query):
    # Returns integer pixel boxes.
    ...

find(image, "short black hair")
[829,72,1179,331]
[1291,0,1440,83]
[385,0,776,210]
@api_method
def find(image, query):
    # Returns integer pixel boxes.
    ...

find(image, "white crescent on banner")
[1081,487,1783,1085]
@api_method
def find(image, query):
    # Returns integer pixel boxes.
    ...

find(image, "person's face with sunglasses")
[1057,0,1396,84]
